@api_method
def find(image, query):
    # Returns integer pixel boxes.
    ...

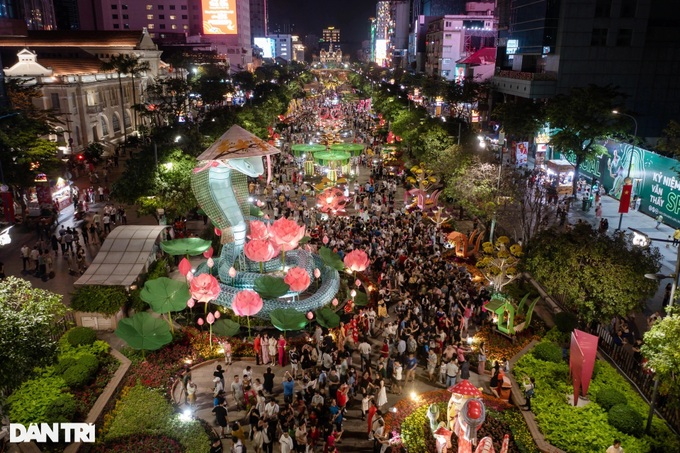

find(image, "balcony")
[491,70,557,99]
[86,104,103,114]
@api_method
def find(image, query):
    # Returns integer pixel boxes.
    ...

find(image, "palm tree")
[101,54,150,145]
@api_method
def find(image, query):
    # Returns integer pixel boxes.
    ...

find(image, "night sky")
[267,0,376,51]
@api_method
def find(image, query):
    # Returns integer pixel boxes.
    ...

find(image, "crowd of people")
[194,92,509,453]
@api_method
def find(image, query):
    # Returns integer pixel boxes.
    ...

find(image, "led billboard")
[202,0,238,35]
[254,37,275,58]
[375,39,387,66]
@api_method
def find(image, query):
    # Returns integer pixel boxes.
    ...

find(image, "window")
[112,14,118,19]
[111,4,117,9]
[169,4,175,9]
[171,24,177,29]
[122,14,128,19]
[595,0,611,17]
[620,0,636,18]
[181,14,187,19]
[617,28,632,46]
[445,21,451,27]
[169,15,176,19]
[159,14,164,19]
[181,5,187,9]
[148,23,154,29]
[113,23,120,28]
[124,111,131,128]
[100,117,109,136]
[146,4,152,10]
[112,113,120,132]
[183,25,188,29]
[147,14,153,19]
[159,23,165,29]
[444,33,451,38]
[124,23,129,29]
[121,4,127,9]
[51,93,60,110]
[591,28,608,46]
[158,5,163,9]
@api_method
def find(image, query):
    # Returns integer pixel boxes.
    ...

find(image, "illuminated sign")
[202,0,237,35]
[375,39,387,65]
[254,37,274,58]
[507,39,518,55]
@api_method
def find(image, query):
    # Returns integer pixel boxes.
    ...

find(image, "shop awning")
[74,225,169,287]
[546,159,575,173]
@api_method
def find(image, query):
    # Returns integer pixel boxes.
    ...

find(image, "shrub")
[146,256,170,281]
[54,357,77,375]
[78,353,100,375]
[126,287,149,314]
[7,375,70,425]
[609,404,643,437]
[71,285,128,315]
[595,388,627,411]
[62,364,93,388]
[531,341,563,363]
[67,326,97,347]
[44,394,76,423]
[554,311,578,333]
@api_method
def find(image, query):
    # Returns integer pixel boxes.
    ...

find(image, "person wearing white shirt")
[279,431,294,453]
[606,440,624,453]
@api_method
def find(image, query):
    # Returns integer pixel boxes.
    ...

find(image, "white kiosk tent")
[74,225,169,287]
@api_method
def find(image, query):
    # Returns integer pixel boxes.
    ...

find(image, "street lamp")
[612,110,638,231]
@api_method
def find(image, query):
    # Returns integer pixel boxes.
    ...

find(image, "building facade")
[249,0,266,40]
[1,30,164,154]
[321,26,340,50]
[492,0,680,138]
[425,13,497,80]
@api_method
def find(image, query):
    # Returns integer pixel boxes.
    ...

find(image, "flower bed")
[72,353,119,420]
[513,332,680,452]
[96,384,209,453]
[385,389,538,453]
[90,435,183,453]
[469,325,544,371]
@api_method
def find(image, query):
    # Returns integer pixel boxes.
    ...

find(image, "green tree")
[657,119,680,158]
[192,64,232,106]
[492,100,545,141]
[0,81,61,189]
[642,305,680,406]
[142,78,192,126]
[525,224,661,323]
[546,85,623,193]
[0,277,68,394]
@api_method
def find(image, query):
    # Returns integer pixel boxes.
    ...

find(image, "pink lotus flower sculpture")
[178,258,192,276]
[244,239,279,263]
[232,289,264,339]
[248,220,270,241]
[344,249,370,273]
[190,273,221,303]
[203,247,214,259]
[269,217,306,252]
[284,267,311,292]
[316,187,348,215]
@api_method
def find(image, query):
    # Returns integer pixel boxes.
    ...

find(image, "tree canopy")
[0,277,68,394]
[642,305,680,401]
[525,223,661,323]
[546,85,624,192]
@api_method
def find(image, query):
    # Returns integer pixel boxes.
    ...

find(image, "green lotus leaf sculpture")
[270,308,309,332]
[253,276,290,299]
[160,238,212,256]
[212,318,242,337]
[115,312,172,352]
[319,246,345,271]
[315,307,340,328]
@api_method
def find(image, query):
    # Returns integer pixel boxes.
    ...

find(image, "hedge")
[609,404,643,437]
[71,286,129,315]
[531,341,563,364]
[67,326,98,346]
[595,388,627,412]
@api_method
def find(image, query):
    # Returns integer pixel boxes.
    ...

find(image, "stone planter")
[74,309,124,331]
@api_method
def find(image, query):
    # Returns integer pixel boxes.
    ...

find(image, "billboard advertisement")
[202,0,237,35]
[560,140,680,228]
[375,39,387,66]
[254,37,274,58]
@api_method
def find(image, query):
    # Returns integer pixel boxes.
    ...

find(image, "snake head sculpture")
[225,156,265,177]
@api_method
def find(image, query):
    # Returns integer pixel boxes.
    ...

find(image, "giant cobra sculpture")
[191,125,340,319]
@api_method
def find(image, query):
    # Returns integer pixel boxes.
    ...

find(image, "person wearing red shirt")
[336,384,349,410]
[380,339,390,359]
[366,401,378,437]
[253,334,262,366]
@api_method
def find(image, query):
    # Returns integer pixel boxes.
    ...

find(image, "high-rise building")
[492,0,680,138]
[53,0,79,29]
[269,33,291,61]
[0,0,56,30]
[373,1,409,67]
[425,13,497,80]
[249,0,266,39]
[77,0,252,70]
[291,35,304,62]
[321,26,340,49]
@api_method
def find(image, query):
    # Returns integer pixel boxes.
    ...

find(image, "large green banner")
[561,140,680,228]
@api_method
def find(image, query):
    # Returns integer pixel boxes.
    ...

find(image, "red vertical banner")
[619,183,633,213]
[0,192,14,223]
